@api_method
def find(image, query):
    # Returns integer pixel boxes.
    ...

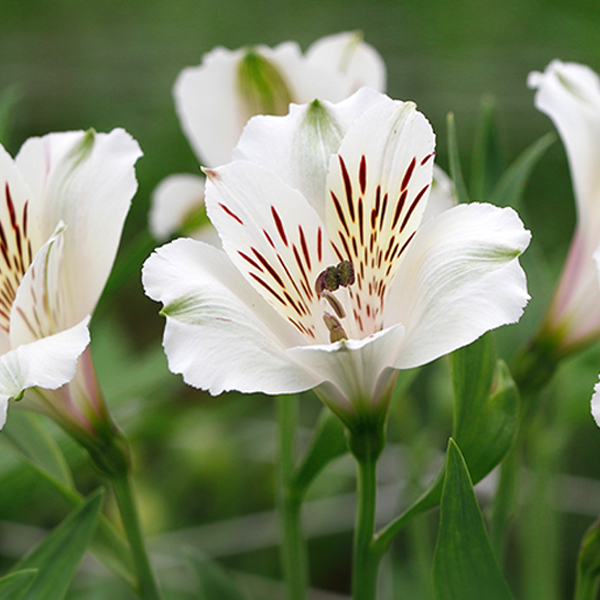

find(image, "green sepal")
[288,406,347,497]
[488,132,556,209]
[14,489,103,600]
[0,570,38,600]
[470,95,506,202]
[432,439,514,600]
[446,112,469,204]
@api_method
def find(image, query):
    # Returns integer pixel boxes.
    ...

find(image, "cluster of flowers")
[0,32,598,446]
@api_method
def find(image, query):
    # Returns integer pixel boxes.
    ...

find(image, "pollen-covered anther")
[315,260,355,295]
[323,312,348,343]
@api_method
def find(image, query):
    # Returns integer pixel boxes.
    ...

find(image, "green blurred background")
[1,0,600,598]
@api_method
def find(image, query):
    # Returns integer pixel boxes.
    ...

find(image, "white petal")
[149,173,208,241]
[10,222,66,347]
[305,32,386,94]
[591,375,600,428]
[422,165,457,223]
[325,98,435,335]
[143,238,318,396]
[233,87,388,220]
[528,61,600,230]
[287,323,405,419]
[0,315,90,425]
[205,161,338,343]
[15,129,142,325]
[386,203,531,369]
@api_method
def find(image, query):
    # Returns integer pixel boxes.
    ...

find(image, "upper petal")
[233,87,389,220]
[305,31,387,94]
[15,129,142,326]
[386,202,531,369]
[143,238,318,395]
[528,61,600,231]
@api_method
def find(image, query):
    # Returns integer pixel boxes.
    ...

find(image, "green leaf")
[432,439,514,600]
[191,553,249,600]
[488,132,556,209]
[2,413,134,586]
[289,407,347,495]
[446,112,469,204]
[451,334,519,483]
[15,490,103,600]
[2,411,73,488]
[470,95,506,202]
[0,570,38,600]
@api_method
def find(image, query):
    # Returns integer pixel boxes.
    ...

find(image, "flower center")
[0,183,33,334]
[315,260,355,342]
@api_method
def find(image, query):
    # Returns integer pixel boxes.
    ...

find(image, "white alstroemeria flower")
[144,89,530,427]
[149,31,386,241]
[0,129,142,429]
[528,60,600,354]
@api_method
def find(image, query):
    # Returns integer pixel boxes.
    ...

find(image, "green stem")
[575,569,600,600]
[350,430,383,600]
[112,473,162,600]
[277,397,308,600]
[574,517,600,600]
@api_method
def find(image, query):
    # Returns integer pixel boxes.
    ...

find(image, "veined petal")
[528,61,600,229]
[142,239,318,395]
[0,315,90,427]
[10,222,66,347]
[233,88,385,220]
[149,173,208,241]
[305,31,386,94]
[287,323,404,421]
[205,161,339,343]
[386,202,531,369]
[15,129,142,327]
[326,98,435,335]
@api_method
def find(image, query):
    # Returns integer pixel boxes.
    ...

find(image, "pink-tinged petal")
[386,203,531,369]
[591,375,600,428]
[205,161,339,343]
[10,222,66,347]
[15,129,142,326]
[0,315,90,427]
[149,173,209,241]
[287,323,404,422]
[143,239,318,395]
[305,32,386,94]
[325,99,435,336]
[528,61,600,232]
[233,88,385,220]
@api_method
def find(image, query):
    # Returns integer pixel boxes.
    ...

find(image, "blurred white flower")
[144,90,529,428]
[528,60,600,354]
[0,129,142,430]
[149,31,387,241]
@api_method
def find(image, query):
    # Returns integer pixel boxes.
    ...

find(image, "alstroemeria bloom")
[149,31,386,241]
[0,129,142,429]
[528,61,600,354]
[144,89,530,427]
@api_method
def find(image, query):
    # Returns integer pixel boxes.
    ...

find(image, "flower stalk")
[277,396,308,600]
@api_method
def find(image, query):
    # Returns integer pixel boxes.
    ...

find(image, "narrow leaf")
[446,112,469,204]
[470,95,506,202]
[289,407,347,495]
[433,439,514,600]
[15,490,103,600]
[488,132,556,209]
[0,570,37,600]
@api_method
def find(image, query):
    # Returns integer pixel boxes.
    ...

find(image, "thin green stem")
[352,447,380,600]
[112,473,162,600]
[277,396,308,600]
